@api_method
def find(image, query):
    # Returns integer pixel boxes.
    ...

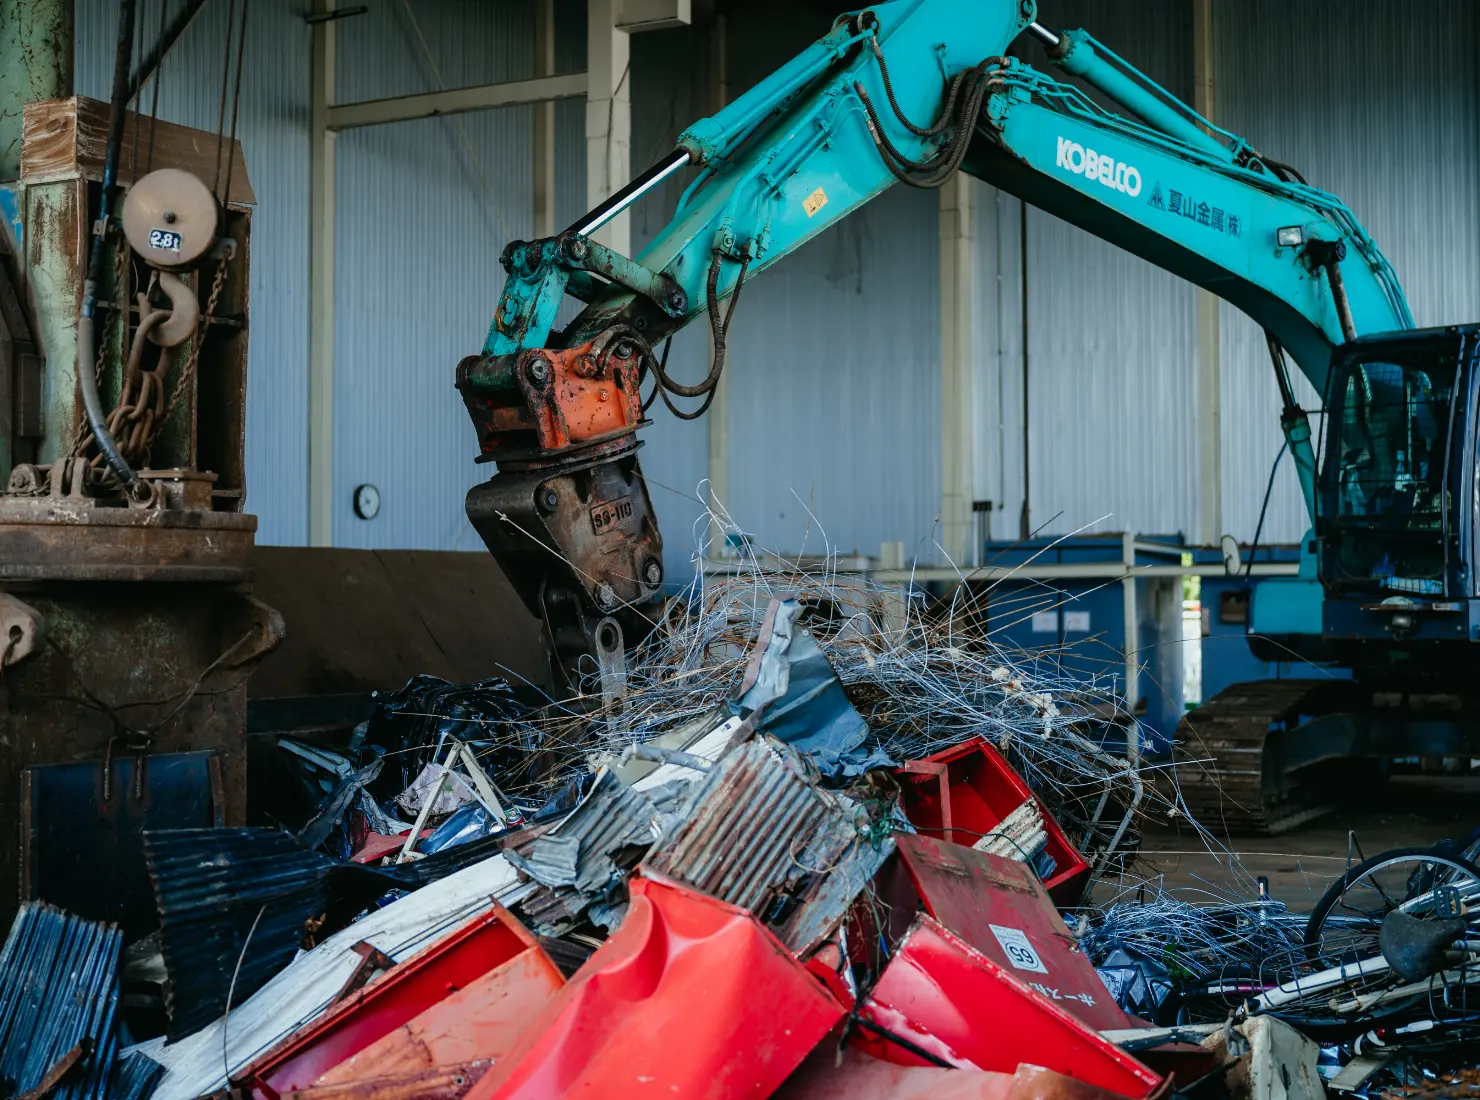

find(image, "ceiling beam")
[326,71,589,132]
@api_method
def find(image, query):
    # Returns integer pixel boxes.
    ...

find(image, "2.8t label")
[148,228,183,252]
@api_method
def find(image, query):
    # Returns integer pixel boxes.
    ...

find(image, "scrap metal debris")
[0,904,123,1100]
[22,561,1480,1100]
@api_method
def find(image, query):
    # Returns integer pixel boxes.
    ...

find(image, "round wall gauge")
[353,483,381,520]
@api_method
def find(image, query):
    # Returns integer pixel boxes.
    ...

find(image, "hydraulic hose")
[78,0,142,496]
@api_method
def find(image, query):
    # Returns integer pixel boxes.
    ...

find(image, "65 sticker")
[990,924,1048,974]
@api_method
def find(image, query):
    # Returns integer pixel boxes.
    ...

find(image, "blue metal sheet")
[0,904,122,1100]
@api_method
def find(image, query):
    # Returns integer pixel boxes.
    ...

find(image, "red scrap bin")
[895,737,1091,906]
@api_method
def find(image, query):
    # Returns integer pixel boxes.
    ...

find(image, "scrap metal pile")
[4,571,1480,1099]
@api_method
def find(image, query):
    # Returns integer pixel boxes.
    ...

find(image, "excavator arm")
[456,0,1412,689]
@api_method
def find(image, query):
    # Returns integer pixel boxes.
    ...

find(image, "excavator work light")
[1277,225,1305,248]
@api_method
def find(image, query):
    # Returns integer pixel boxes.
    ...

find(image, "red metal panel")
[240,905,544,1098]
[314,948,564,1086]
[466,875,846,1100]
[895,834,1131,1032]
[857,916,1163,1099]
[775,1051,1145,1100]
[896,738,1090,905]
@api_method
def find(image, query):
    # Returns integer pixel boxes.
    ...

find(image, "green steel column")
[0,0,74,181]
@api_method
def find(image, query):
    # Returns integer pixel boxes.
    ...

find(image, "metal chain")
[148,255,229,450]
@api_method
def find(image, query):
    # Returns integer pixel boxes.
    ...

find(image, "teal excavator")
[457,0,1475,833]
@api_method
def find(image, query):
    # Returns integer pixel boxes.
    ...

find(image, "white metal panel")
[721,185,942,564]
[1215,0,1480,544]
[1010,0,1199,543]
[972,187,1026,547]
[75,0,311,544]
[330,0,534,550]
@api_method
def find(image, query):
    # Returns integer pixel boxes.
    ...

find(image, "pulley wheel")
[121,168,218,269]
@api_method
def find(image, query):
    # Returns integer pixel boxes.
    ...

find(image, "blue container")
[970,533,1186,755]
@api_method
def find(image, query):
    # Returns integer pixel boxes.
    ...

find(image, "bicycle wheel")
[1304,847,1480,965]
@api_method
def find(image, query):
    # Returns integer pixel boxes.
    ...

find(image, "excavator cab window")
[1321,339,1464,596]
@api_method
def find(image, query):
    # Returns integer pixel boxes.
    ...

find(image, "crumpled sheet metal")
[238,905,550,1099]
[504,768,675,934]
[463,875,845,1100]
[643,737,875,953]
[1203,1015,1323,1100]
[893,834,1131,1033]
[735,598,892,778]
[396,762,477,817]
[145,827,528,1043]
[147,854,531,1100]
[857,916,1163,1099]
[774,831,896,960]
[775,1050,1146,1100]
[505,769,656,895]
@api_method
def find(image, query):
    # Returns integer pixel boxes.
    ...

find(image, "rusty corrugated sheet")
[643,737,876,955]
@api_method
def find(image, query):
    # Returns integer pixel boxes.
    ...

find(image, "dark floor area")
[1096,774,1480,912]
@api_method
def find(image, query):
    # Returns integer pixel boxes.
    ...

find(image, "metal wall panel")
[972,185,1026,549]
[71,0,1480,566]
[75,0,311,545]
[689,4,942,567]
[1003,0,1198,544]
[1215,0,1480,545]
[628,21,714,580]
[330,0,535,550]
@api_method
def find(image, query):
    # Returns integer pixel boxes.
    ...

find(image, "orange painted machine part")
[471,341,644,457]
[464,876,846,1100]
[314,948,564,1086]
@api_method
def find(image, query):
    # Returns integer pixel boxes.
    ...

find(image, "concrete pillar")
[586,0,631,255]
[0,0,72,182]
[939,172,975,567]
[308,0,337,546]
[533,0,556,238]
[1194,0,1221,545]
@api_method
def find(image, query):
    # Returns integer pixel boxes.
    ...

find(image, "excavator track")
[1171,679,1342,836]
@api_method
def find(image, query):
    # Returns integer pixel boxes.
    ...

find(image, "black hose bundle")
[855,34,1004,190]
[642,250,750,421]
[77,0,143,496]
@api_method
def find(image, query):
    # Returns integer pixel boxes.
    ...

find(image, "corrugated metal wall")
[71,0,1480,562]
[76,0,311,545]
[1215,0,1480,544]
[973,0,1199,546]
[717,7,940,566]
[331,0,534,551]
[629,5,943,573]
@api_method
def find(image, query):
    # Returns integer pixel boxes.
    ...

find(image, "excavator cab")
[1316,327,1480,654]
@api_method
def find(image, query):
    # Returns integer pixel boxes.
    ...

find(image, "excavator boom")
[457,0,1414,697]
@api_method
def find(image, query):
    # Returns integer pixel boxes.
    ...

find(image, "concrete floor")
[1094,775,1480,913]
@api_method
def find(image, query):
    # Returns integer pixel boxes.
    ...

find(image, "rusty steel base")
[0,493,258,582]
[0,496,281,931]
